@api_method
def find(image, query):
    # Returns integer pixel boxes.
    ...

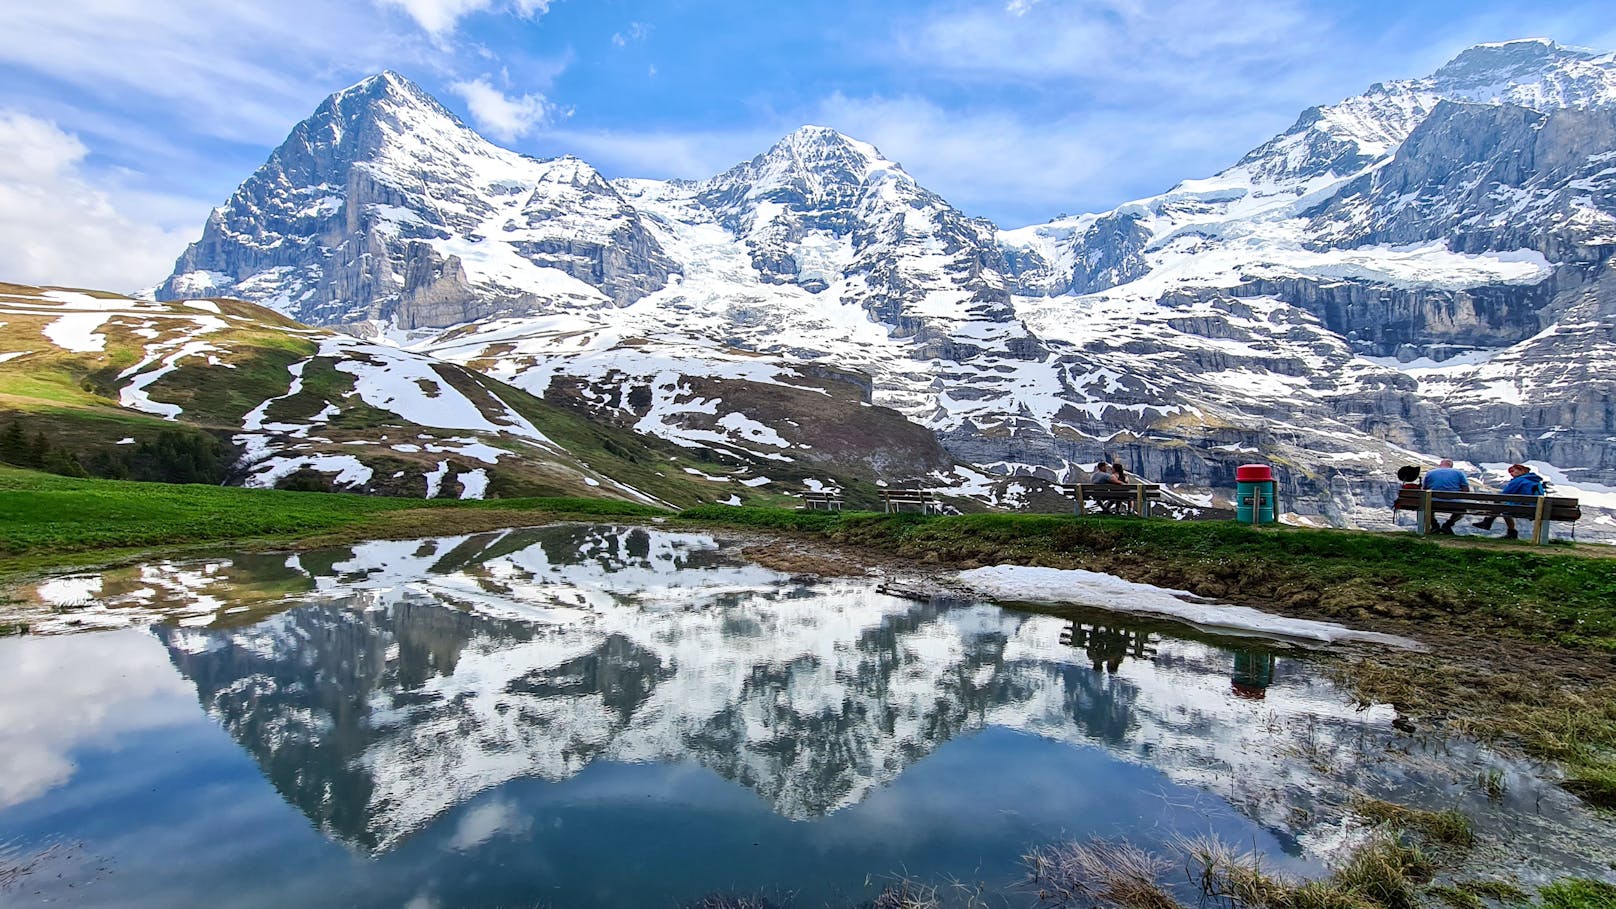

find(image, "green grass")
[0,467,666,576]
[1536,880,1616,909]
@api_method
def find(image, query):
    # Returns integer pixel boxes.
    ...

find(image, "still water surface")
[0,525,1605,907]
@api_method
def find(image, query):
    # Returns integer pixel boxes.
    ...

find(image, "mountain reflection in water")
[146,525,1389,856]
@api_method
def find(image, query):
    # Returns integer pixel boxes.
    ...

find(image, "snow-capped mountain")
[158,40,1616,523]
[1002,38,1616,502]
[158,73,676,328]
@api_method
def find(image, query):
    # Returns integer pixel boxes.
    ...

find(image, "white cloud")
[0,632,194,810]
[900,0,1327,97]
[446,797,529,851]
[0,111,197,292]
[450,77,557,141]
[378,0,493,36]
[0,1,432,143]
[376,0,551,36]
[612,21,651,47]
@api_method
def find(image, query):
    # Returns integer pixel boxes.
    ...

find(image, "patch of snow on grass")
[457,469,489,499]
[244,455,374,490]
[326,337,550,443]
[36,576,102,607]
[242,359,311,431]
[119,340,217,420]
[425,437,507,464]
[42,312,111,352]
[958,565,1421,648]
[423,461,450,498]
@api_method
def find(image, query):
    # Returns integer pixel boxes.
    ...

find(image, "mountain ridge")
[150,41,1616,528]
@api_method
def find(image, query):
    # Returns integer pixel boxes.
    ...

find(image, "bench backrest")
[1393,489,1581,521]
[1061,482,1163,497]
[880,489,935,501]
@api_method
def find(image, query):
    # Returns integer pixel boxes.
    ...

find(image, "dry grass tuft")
[1349,798,1474,849]
[1024,840,1180,909]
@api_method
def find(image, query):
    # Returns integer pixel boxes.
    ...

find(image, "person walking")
[1421,459,1470,534]
[1473,463,1547,540]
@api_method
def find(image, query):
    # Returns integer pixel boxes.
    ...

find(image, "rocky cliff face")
[157,42,1616,525]
[998,37,1616,510]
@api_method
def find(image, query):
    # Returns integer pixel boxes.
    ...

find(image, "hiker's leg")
[1440,508,1464,533]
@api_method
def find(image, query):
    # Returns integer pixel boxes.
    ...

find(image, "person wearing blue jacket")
[1421,459,1471,534]
[1473,463,1547,540]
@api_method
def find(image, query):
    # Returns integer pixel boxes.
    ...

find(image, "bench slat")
[1392,489,1581,543]
[1061,483,1163,517]
[879,489,939,514]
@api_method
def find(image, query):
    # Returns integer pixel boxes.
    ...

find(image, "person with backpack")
[1473,463,1547,540]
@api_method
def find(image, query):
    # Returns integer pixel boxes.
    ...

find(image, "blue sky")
[2,0,1615,291]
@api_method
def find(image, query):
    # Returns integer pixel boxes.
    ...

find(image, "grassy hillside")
[0,282,782,507]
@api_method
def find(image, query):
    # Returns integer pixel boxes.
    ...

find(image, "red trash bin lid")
[1235,464,1273,482]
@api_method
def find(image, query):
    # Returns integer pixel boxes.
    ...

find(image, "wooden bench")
[801,490,844,512]
[880,488,939,514]
[1062,482,1163,516]
[1392,488,1581,545]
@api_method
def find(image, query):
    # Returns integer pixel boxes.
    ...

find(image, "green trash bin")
[1235,465,1277,524]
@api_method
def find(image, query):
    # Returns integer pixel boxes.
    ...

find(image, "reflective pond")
[1,525,1609,907]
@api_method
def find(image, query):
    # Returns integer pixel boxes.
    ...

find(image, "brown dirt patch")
[739,542,868,577]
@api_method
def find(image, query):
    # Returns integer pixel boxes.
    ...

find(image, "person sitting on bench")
[1473,463,1546,540]
[1421,459,1470,534]
[1090,460,1122,513]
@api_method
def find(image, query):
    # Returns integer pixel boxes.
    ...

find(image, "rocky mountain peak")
[1421,38,1616,110]
[1430,39,1581,86]
[703,125,907,209]
[773,125,889,171]
[301,70,470,152]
